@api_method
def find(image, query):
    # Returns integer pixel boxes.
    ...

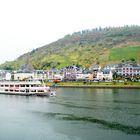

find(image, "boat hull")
[0,80,56,97]
[0,92,33,96]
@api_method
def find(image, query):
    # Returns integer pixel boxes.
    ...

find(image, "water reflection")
[0,88,140,140]
[30,110,140,135]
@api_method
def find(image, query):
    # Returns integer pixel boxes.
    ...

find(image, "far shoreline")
[46,81,140,89]
[56,85,140,89]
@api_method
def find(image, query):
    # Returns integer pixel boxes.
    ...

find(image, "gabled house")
[62,65,82,81]
[14,64,35,80]
[88,73,93,81]
[89,65,101,79]
[103,70,113,80]
[34,70,47,80]
[97,70,113,81]
[63,68,76,81]
[46,68,62,81]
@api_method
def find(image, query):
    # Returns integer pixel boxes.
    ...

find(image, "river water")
[0,88,140,140]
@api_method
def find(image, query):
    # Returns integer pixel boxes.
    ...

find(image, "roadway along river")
[0,88,140,140]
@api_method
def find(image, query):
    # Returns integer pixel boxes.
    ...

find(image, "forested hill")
[1,26,140,70]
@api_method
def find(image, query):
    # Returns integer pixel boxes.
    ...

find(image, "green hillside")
[109,47,140,62]
[1,26,140,70]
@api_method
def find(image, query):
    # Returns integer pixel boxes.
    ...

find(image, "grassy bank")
[46,81,140,88]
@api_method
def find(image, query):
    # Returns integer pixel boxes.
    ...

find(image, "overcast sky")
[0,0,140,64]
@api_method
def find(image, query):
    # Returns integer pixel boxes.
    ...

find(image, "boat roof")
[0,80,42,85]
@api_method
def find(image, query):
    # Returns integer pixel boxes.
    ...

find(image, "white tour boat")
[0,80,56,96]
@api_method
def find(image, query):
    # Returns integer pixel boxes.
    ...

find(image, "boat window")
[20,90,25,92]
[15,85,19,87]
[31,85,38,87]
[10,85,14,87]
[20,85,25,87]
[31,90,36,92]
[38,90,44,92]
[0,85,4,87]
[10,90,13,92]
[15,90,19,92]
[5,89,8,91]
[26,85,29,87]
[5,85,9,87]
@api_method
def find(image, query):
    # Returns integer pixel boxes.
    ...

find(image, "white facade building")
[14,72,34,80]
[0,70,12,80]
[97,70,113,80]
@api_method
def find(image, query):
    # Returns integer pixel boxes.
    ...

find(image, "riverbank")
[46,81,140,89]
[57,85,140,89]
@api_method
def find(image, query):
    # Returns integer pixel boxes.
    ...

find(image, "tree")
[113,72,118,80]
[121,59,125,63]
[130,58,136,63]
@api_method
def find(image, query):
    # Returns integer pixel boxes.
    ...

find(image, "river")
[0,88,140,140]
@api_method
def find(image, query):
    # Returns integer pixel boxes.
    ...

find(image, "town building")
[89,65,101,79]
[14,64,34,80]
[34,70,47,80]
[63,68,77,81]
[115,64,140,77]
[0,70,12,80]
[97,70,113,81]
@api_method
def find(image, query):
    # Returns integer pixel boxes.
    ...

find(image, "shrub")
[124,82,128,85]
